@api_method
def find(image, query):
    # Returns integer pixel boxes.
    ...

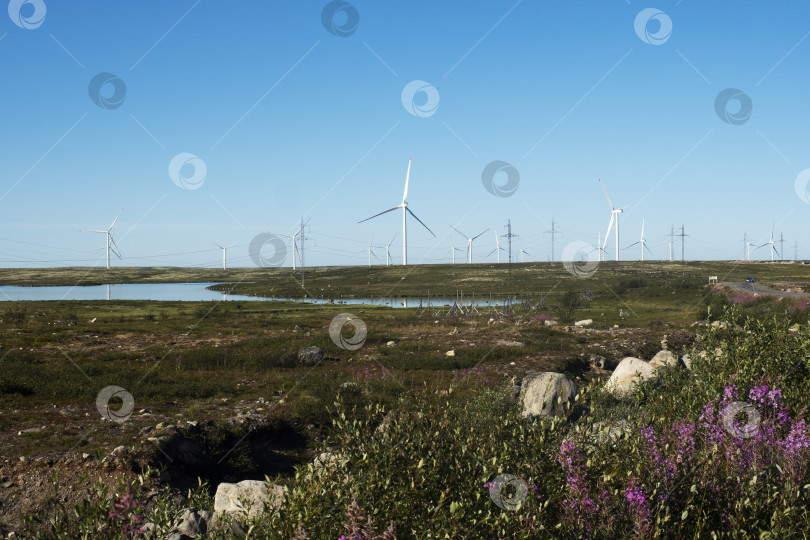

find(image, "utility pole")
[544,218,561,262]
[679,224,687,263]
[780,233,784,261]
[743,232,747,260]
[795,240,799,261]
[503,220,518,276]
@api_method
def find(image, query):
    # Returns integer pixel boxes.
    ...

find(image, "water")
[0,283,507,308]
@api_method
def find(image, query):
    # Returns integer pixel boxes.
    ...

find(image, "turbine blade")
[449,225,469,240]
[603,214,615,249]
[358,206,400,223]
[471,230,488,241]
[626,241,640,249]
[109,208,124,230]
[598,179,614,210]
[401,157,411,203]
[83,230,107,234]
[406,207,435,237]
[388,233,397,247]
[644,244,654,255]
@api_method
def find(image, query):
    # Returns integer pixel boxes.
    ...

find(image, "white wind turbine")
[519,241,530,263]
[599,179,626,261]
[450,239,463,264]
[365,237,379,267]
[358,157,435,265]
[757,227,780,261]
[450,226,487,264]
[278,222,305,271]
[81,209,123,269]
[487,229,505,263]
[745,233,753,261]
[626,218,653,261]
[384,234,396,266]
[213,242,235,270]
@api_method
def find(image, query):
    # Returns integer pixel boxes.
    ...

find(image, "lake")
[0,283,507,308]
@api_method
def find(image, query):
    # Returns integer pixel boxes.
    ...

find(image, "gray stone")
[680,353,692,370]
[214,480,284,518]
[297,346,323,364]
[520,372,577,418]
[574,319,593,327]
[650,350,678,369]
[605,357,655,396]
[175,508,212,537]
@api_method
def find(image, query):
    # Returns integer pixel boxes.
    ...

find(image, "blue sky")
[1,0,809,268]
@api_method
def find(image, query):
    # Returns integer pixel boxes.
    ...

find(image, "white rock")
[605,357,655,396]
[520,372,577,418]
[445,350,455,357]
[214,480,284,518]
[680,353,692,370]
[574,319,593,327]
[543,319,558,326]
[649,350,678,369]
[386,341,395,346]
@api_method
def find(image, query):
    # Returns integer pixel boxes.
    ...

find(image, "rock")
[110,445,127,457]
[496,339,524,347]
[710,321,728,329]
[386,340,396,346]
[313,452,340,471]
[587,354,619,371]
[175,508,212,537]
[589,420,631,445]
[445,350,455,357]
[298,346,323,364]
[214,480,284,518]
[89,317,97,323]
[605,357,655,396]
[649,350,678,369]
[509,376,522,400]
[520,372,577,418]
[574,319,593,327]
[680,353,692,370]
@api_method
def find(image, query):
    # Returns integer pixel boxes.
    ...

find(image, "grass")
[4,263,810,536]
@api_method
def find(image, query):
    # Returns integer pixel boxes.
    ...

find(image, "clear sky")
[1,0,809,268]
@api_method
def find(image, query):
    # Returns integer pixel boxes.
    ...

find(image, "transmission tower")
[544,218,561,262]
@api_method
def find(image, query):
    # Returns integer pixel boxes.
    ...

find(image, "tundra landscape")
[2,262,810,537]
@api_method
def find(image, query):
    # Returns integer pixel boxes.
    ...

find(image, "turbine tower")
[278,220,307,271]
[450,226,487,264]
[213,242,234,270]
[81,209,123,269]
[358,157,435,265]
[599,179,625,261]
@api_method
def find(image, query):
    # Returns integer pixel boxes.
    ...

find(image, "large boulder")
[605,357,655,396]
[649,350,678,369]
[297,346,323,364]
[520,372,577,418]
[214,480,284,518]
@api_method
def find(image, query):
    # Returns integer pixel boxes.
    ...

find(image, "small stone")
[574,319,593,327]
[386,341,396,346]
[445,350,455,357]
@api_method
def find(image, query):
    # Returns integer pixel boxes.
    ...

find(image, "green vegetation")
[3,263,810,537]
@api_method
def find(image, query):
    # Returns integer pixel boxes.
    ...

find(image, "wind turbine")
[278,222,305,271]
[487,229,505,263]
[757,227,780,261]
[519,241,530,263]
[213,242,235,270]
[626,218,653,261]
[363,237,380,267]
[743,232,753,261]
[358,157,435,265]
[450,239,463,264]
[384,234,397,266]
[450,226,487,264]
[81,209,123,269]
[599,179,626,261]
